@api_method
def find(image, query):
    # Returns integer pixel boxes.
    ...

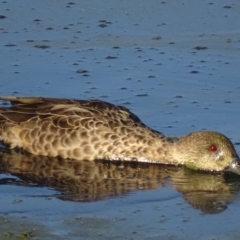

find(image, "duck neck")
[160,137,189,166]
[170,136,194,166]
[142,137,179,165]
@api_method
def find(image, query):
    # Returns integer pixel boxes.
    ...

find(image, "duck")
[0,96,239,175]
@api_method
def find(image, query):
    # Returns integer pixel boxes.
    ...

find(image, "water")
[0,0,240,239]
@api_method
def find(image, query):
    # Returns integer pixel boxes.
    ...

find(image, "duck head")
[173,131,240,175]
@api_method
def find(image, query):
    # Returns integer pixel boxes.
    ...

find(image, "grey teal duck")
[0,96,239,174]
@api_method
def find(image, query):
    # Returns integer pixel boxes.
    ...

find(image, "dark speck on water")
[34,44,50,49]
[147,75,156,78]
[190,70,199,74]
[175,95,183,98]
[4,43,16,47]
[223,5,232,8]
[152,35,162,40]
[136,93,148,97]
[105,56,118,59]
[76,69,88,74]
[98,23,107,28]
[194,46,208,50]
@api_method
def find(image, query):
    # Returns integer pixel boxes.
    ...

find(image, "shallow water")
[0,0,240,239]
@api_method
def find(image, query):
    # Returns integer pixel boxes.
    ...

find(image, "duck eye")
[209,144,218,152]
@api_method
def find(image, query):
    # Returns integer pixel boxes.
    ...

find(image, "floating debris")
[34,44,50,49]
[194,46,208,50]
[98,23,107,28]
[105,56,118,59]
[152,35,162,40]
[98,20,112,28]
[136,93,148,97]
[76,69,88,74]
[190,70,199,74]
[5,43,16,47]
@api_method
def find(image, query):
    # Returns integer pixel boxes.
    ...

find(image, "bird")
[0,96,239,174]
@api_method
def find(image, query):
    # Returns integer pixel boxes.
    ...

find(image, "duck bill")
[228,158,240,175]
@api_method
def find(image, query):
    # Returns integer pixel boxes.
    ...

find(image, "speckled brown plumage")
[0,96,171,163]
[0,96,239,173]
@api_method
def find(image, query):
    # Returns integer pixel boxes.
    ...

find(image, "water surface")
[0,0,240,239]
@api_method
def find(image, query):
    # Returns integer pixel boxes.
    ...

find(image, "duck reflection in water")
[0,149,239,214]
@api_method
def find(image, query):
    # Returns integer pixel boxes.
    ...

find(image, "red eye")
[209,144,218,152]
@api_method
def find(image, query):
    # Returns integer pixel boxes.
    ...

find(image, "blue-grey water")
[0,0,240,239]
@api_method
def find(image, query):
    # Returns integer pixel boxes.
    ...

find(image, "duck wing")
[0,96,145,126]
